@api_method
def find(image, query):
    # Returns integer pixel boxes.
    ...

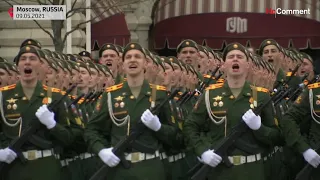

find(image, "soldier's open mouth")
[232,64,239,70]
[24,68,32,74]
[268,59,274,63]
[129,65,137,69]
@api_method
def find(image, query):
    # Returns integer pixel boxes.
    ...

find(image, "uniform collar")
[122,79,151,98]
[13,81,46,100]
[221,81,252,98]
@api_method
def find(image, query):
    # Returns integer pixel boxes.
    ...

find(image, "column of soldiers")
[0,37,319,180]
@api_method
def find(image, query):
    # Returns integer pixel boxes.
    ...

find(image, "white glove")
[200,149,222,167]
[141,109,161,132]
[35,105,56,129]
[303,149,320,168]
[242,109,261,130]
[98,148,120,167]
[0,148,17,164]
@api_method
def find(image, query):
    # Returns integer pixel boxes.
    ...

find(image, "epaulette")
[42,85,60,93]
[206,83,223,90]
[178,92,183,95]
[308,82,320,89]
[174,96,179,101]
[253,86,269,93]
[61,90,66,95]
[216,79,225,83]
[78,97,85,104]
[303,80,309,85]
[150,84,167,91]
[203,74,214,79]
[286,72,292,77]
[106,83,123,92]
[0,84,16,91]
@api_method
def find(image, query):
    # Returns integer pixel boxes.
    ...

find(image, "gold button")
[130,95,135,99]
[22,97,27,100]
[230,95,235,99]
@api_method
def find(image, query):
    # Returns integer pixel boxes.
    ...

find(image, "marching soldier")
[79,51,93,62]
[0,46,74,180]
[184,43,280,180]
[85,43,180,180]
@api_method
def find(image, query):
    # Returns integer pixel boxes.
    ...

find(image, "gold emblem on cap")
[130,44,135,48]
[107,45,111,48]
[26,46,30,51]
[185,41,190,45]
[233,44,238,48]
[83,52,86,55]
[267,40,271,44]
[169,58,173,61]
[28,41,31,44]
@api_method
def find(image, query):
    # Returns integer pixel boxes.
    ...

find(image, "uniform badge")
[213,102,218,107]
[295,96,302,104]
[96,102,101,111]
[120,102,125,108]
[114,102,119,108]
[229,95,235,99]
[6,98,18,104]
[213,96,222,101]
[22,97,27,100]
[114,96,124,101]
[218,101,224,107]
[316,100,320,105]
[12,104,17,110]
[7,104,11,110]
[130,95,135,99]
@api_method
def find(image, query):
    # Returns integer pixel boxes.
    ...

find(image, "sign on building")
[226,17,248,33]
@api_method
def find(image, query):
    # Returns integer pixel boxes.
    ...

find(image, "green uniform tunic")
[279,82,320,179]
[0,81,74,180]
[183,81,280,180]
[84,80,180,180]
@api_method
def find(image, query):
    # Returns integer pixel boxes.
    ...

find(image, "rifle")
[90,91,104,103]
[274,64,301,90]
[84,91,95,104]
[295,144,320,180]
[0,84,77,173]
[67,93,85,108]
[285,73,310,103]
[181,67,221,106]
[189,92,274,180]
[89,89,180,180]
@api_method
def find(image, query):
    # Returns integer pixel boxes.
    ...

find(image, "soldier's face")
[63,70,71,89]
[223,50,249,77]
[172,63,182,86]
[123,50,146,77]
[100,50,119,72]
[145,56,154,75]
[78,67,91,88]
[89,68,99,88]
[0,69,9,87]
[163,63,174,86]
[199,51,209,72]
[262,45,280,65]
[71,69,80,85]
[178,47,199,68]
[299,59,313,76]
[45,67,57,86]
[18,53,41,82]
[39,58,49,80]
[105,72,114,87]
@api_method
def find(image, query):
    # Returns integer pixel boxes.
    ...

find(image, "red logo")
[266,8,276,14]
[8,7,13,18]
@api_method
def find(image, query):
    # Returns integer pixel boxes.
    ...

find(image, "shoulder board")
[61,91,66,95]
[303,80,309,85]
[51,88,61,93]
[106,83,123,92]
[178,92,183,95]
[216,79,225,83]
[254,86,269,93]
[78,97,85,104]
[0,84,16,91]
[286,72,292,77]
[174,96,180,101]
[206,83,223,90]
[203,74,212,79]
[150,84,167,91]
[308,82,320,89]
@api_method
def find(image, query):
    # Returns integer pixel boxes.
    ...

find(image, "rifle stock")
[89,89,180,180]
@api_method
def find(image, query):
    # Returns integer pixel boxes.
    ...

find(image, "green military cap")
[198,45,209,57]
[168,56,182,70]
[66,54,76,62]
[20,39,42,49]
[61,60,72,74]
[37,49,51,64]
[0,62,12,75]
[52,51,63,60]
[16,46,40,65]
[97,64,114,78]
[56,52,67,61]
[160,56,174,70]
[54,59,66,72]
[99,43,119,58]
[79,51,91,58]
[42,49,53,58]
[176,39,199,53]
[300,52,313,64]
[154,56,165,72]
[46,58,58,72]
[122,43,146,61]
[73,54,85,62]
[67,60,80,72]
[87,61,99,73]
[215,52,223,61]
[222,43,248,61]
[258,39,280,55]
[4,62,19,74]
[115,45,124,53]
[77,61,91,75]
[0,57,8,63]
